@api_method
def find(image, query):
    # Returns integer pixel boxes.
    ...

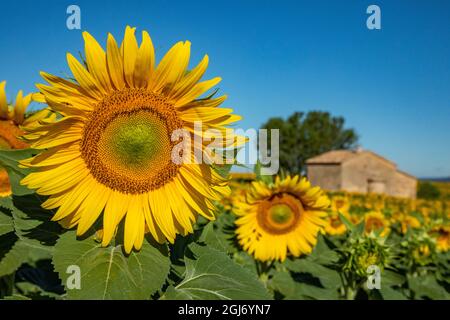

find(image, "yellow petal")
[169,54,209,101]
[124,195,140,253]
[121,26,139,87]
[76,182,111,236]
[0,81,8,118]
[67,53,104,99]
[102,191,130,247]
[106,33,125,90]
[134,31,155,88]
[174,77,221,108]
[83,31,112,93]
[151,41,190,93]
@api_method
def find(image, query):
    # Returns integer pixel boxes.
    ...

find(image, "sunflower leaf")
[198,222,229,252]
[307,235,340,266]
[161,244,271,300]
[270,270,340,300]
[10,194,62,247]
[52,230,170,300]
[0,196,57,264]
[339,212,355,233]
[0,149,37,196]
[284,258,341,290]
[0,235,31,277]
[0,206,13,236]
[407,274,450,300]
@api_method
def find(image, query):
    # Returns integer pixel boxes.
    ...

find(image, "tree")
[261,111,358,175]
[417,182,441,200]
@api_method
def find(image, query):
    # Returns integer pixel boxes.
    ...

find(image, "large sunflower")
[0,81,51,196]
[234,176,330,262]
[21,26,242,253]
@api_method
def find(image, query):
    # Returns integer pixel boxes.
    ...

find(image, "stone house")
[306,149,417,198]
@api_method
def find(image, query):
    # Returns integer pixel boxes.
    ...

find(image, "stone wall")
[306,152,417,199]
[306,164,342,191]
[341,153,395,193]
[387,171,417,199]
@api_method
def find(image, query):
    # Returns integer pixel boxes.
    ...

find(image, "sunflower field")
[0,26,449,301]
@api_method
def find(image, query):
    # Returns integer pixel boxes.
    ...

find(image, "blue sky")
[0,0,449,177]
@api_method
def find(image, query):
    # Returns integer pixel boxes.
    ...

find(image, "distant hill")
[420,177,450,182]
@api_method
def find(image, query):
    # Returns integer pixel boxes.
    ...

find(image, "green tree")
[261,111,358,174]
[417,182,441,200]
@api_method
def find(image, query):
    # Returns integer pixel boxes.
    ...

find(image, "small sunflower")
[324,211,348,236]
[430,225,450,252]
[234,176,330,262]
[0,81,52,196]
[399,214,421,234]
[330,195,350,214]
[364,211,390,237]
[412,244,431,261]
[21,26,242,253]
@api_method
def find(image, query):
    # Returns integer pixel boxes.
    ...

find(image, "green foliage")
[269,235,342,300]
[0,149,36,196]
[0,147,449,301]
[162,244,270,300]
[53,231,171,300]
[417,182,441,200]
[261,111,358,174]
[408,274,449,299]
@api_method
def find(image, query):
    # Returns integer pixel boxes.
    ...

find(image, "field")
[0,159,449,300]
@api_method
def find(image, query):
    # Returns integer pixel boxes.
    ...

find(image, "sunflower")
[364,211,390,237]
[430,225,450,252]
[324,211,349,236]
[412,244,431,261]
[330,195,350,214]
[398,214,421,234]
[0,81,52,196]
[234,176,330,262]
[20,26,242,253]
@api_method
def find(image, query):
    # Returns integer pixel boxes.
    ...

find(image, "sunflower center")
[330,216,342,228]
[366,218,383,231]
[100,111,171,171]
[269,204,294,224]
[257,193,303,235]
[81,88,184,194]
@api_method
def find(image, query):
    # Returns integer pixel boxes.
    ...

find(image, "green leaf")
[291,282,340,300]
[379,286,407,300]
[53,231,170,300]
[198,221,230,253]
[15,282,61,300]
[0,207,13,236]
[284,258,341,289]
[254,160,273,185]
[162,244,271,300]
[382,269,405,287]
[269,271,296,297]
[307,235,339,266]
[0,196,59,263]
[0,237,31,277]
[408,274,450,300]
[11,194,63,247]
[232,251,258,275]
[270,270,340,300]
[212,163,234,179]
[0,149,37,196]
[339,212,355,233]
[2,294,31,300]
